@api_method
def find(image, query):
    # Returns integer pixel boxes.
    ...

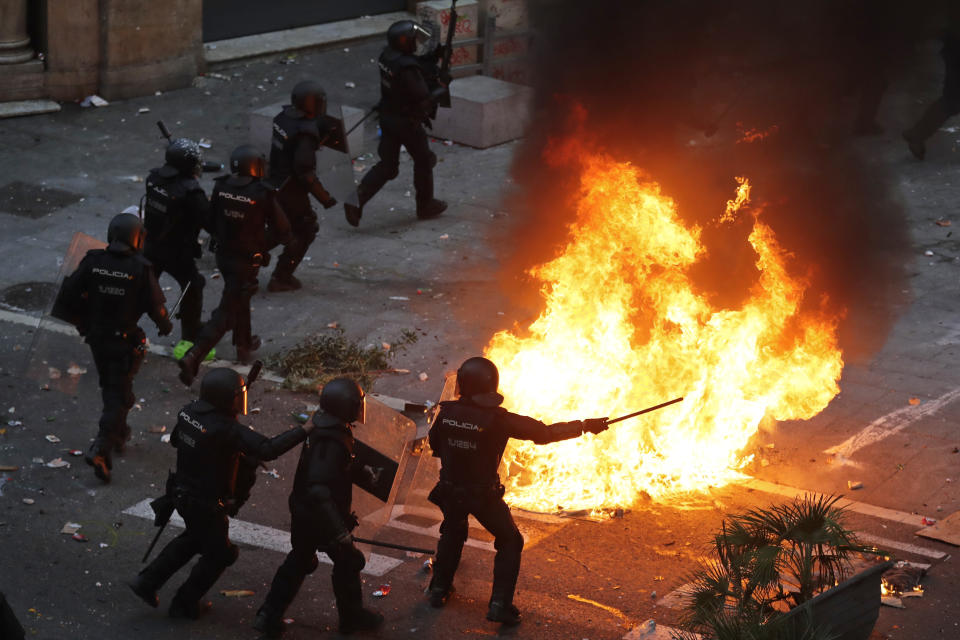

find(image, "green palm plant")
[675,493,863,640]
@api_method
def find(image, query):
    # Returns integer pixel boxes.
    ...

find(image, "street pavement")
[0,30,958,640]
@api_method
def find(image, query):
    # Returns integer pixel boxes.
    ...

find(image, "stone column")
[0,0,35,64]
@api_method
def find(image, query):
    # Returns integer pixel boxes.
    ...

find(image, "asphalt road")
[0,33,958,640]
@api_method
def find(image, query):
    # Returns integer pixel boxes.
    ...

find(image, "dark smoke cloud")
[498,0,946,359]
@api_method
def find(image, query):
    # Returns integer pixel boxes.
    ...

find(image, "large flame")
[485,149,843,513]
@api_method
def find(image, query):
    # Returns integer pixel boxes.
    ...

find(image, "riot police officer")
[267,80,338,292]
[343,20,448,227]
[56,213,173,483]
[177,146,293,386]
[253,378,383,637]
[426,357,608,625]
[129,367,312,619]
[143,138,211,357]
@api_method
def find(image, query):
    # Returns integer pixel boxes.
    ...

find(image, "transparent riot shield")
[22,232,105,396]
[350,395,419,539]
[316,104,361,207]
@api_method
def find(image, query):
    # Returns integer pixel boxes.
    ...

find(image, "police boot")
[338,608,384,634]
[344,202,363,227]
[168,595,212,620]
[487,600,521,626]
[177,348,201,386]
[115,424,132,455]
[903,98,951,161]
[235,335,262,364]
[416,199,447,220]
[428,584,454,608]
[84,442,112,483]
[253,607,286,639]
[267,274,301,293]
[127,573,159,608]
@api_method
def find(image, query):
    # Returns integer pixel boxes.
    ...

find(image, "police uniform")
[268,106,337,287]
[427,398,603,621]
[132,395,308,618]
[352,44,442,218]
[183,174,291,368]
[59,238,170,479]
[255,410,382,636]
[143,166,210,341]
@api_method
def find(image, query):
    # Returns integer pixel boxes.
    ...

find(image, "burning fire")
[486,147,843,513]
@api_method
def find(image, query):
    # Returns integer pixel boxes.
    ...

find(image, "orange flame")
[485,151,843,514]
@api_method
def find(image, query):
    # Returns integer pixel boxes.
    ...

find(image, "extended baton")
[352,536,435,555]
[142,522,168,563]
[606,397,684,426]
[168,281,191,318]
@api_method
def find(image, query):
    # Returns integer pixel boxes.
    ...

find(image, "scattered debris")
[72,533,88,543]
[220,590,255,598]
[381,342,391,351]
[69,450,83,456]
[921,517,936,526]
[443,140,453,146]
[48,367,61,379]
[372,584,391,597]
[908,397,921,406]
[67,364,87,375]
[198,138,212,149]
[22,498,34,505]
[45,458,70,469]
[160,434,171,444]
[936,220,952,227]
[137,107,150,114]
[8,420,21,427]
[418,372,429,381]
[881,596,906,608]
[205,72,231,81]
[924,250,934,257]
[389,296,409,301]
[292,412,309,424]
[80,95,109,108]
[345,81,356,89]
[60,522,82,535]
[45,435,61,443]
[327,322,338,329]
[261,468,281,479]
[439,234,449,240]
[99,543,109,548]
[0,465,18,472]
[148,425,166,434]
[422,558,433,572]
[847,480,863,490]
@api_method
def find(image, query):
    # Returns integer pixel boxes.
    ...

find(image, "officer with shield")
[266,81,339,292]
[55,213,173,483]
[143,137,212,358]
[343,20,448,227]
[129,367,312,619]
[177,145,293,386]
[426,357,609,625]
[253,378,383,637]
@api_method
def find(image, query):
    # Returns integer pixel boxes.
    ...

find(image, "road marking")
[824,386,960,459]
[742,478,935,526]
[122,499,403,577]
[856,532,949,561]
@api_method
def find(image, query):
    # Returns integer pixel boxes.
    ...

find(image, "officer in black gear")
[343,20,448,227]
[56,213,173,483]
[253,378,383,638]
[426,357,608,625]
[267,80,338,292]
[177,145,293,386]
[142,138,211,355]
[129,367,313,619]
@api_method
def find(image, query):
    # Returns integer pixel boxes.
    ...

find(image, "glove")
[157,317,173,337]
[321,195,338,209]
[347,511,360,531]
[583,418,609,435]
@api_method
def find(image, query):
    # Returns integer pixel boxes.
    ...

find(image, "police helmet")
[291,80,327,119]
[387,20,432,55]
[456,357,504,407]
[165,138,203,177]
[200,367,248,416]
[320,377,365,424]
[230,145,266,178]
[107,213,146,252]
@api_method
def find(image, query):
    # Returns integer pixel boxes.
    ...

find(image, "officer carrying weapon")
[266,81,339,292]
[54,213,173,483]
[426,357,609,625]
[129,366,312,619]
[177,145,293,386]
[343,18,451,227]
[254,378,383,638]
[143,126,213,360]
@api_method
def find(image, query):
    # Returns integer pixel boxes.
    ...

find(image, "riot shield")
[22,232,105,396]
[350,395,419,539]
[316,104,364,207]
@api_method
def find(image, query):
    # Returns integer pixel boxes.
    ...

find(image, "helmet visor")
[413,23,435,56]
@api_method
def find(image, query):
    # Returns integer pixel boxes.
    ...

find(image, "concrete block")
[417,0,479,67]
[430,74,533,148]
[481,0,528,30]
[491,34,528,60]
[488,57,531,86]
[248,101,365,160]
[0,100,62,119]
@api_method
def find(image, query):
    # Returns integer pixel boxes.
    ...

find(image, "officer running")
[266,81,338,292]
[55,213,173,483]
[129,367,312,619]
[177,145,293,386]
[343,20,448,227]
[254,378,383,638]
[143,137,212,359]
[426,357,609,625]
